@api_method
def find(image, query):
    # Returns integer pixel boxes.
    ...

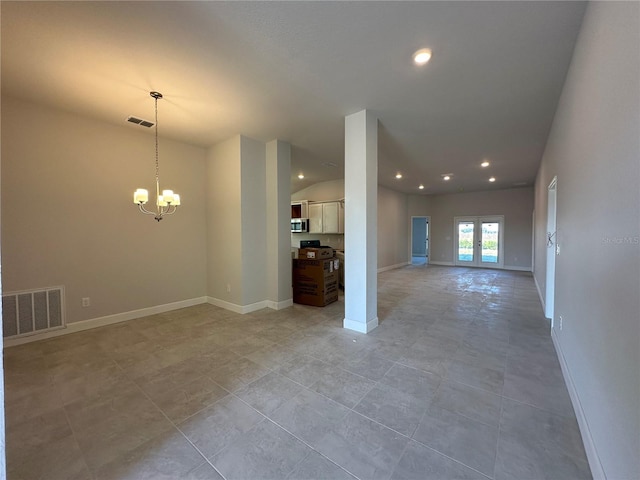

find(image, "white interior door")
[454,216,504,268]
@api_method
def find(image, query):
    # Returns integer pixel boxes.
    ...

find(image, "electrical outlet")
[82,297,91,307]
[226,283,231,293]
[559,315,563,330]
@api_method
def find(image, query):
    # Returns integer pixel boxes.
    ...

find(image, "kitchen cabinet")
[291,200,308,219]
[308,201,344,234]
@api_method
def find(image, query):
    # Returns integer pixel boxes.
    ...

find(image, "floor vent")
[2,286,65,338]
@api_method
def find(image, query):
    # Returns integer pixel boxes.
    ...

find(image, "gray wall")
[427,188,534,269]
[533,2,639,478]
[377,186,409,268]
[2,96,208,324]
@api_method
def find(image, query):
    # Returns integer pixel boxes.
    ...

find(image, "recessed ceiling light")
[395,173,403,179]
[443,175,451,181]
[298,174,304,179]
[489,177,496,182]
[481,161,490,168]
[419,184,425,190]
[413,48,432,66]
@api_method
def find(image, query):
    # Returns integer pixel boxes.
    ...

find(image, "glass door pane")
[481,221,499,264]
[455,216,504,268]
[457,221,475,263]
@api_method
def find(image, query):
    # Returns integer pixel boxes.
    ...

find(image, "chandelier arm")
[138,203,158,216]
[162,206,178,216]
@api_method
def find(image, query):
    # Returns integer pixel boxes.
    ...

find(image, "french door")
[454,216,504,268]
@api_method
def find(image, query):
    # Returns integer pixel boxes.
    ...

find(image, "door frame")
[545,177,557,324]
[453,215,505,268]
[410,216,430,265]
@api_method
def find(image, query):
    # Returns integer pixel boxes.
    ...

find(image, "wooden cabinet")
[291,200,308,219]
[308,201,344,234]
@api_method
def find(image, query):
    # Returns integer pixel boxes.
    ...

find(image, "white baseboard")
[552,330,605,480]
[429,261,454,266]
[503,265,533,272]
[534,273,546,314]
[206,297,268,314]
[266,299,293,310]
[377,262,410,273]
[206,297,293,314]
[4,296,208,348]
[343,316,379,333]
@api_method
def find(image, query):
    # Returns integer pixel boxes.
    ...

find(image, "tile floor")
[4,265,592,480]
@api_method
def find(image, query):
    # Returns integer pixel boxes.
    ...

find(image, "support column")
[265,140,293,309]
[344,110,378,333]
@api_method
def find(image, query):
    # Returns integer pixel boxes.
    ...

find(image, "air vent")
[2,286,65,338]
[127,116,154,128]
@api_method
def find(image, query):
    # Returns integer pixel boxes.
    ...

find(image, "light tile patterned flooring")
[4,266,592,480]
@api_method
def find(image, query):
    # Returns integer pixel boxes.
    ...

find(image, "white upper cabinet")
[308,203,324,233]
[308,201,344,234]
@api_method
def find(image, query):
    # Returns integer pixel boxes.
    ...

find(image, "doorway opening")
[411,216,430,265]
[454,216,504,268]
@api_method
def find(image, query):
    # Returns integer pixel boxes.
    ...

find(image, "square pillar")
[266,140,293,309]
[344,110,378,333]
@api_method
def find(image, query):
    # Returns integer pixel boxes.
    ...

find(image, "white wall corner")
[266,298,293,310]
[207,296,270,314]
[551,330,606,480]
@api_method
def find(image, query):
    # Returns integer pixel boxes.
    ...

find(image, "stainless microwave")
[291,218,309,233]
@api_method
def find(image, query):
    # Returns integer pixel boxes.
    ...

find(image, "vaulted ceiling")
[1,1,586,195]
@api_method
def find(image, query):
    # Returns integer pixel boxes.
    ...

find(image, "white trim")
[545,176,558,321]
[552,329,605,480]
[343,316,379,333]
[206,297,270,314]
[429,261,454,266]
[265,298,293,310]
[534,274,546,313]
[502,265,532,272]
[377,262,410,273]
[207,297,295,314]
[4,296,208,348]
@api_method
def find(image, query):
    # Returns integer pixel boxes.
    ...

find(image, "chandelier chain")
[154,95,160,183]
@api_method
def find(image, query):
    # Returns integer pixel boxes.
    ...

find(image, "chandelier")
[133,91,180,221]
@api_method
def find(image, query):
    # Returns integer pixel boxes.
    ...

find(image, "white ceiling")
[1,1,586,195]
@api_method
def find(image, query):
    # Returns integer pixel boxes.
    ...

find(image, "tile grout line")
[110,348,231,480]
